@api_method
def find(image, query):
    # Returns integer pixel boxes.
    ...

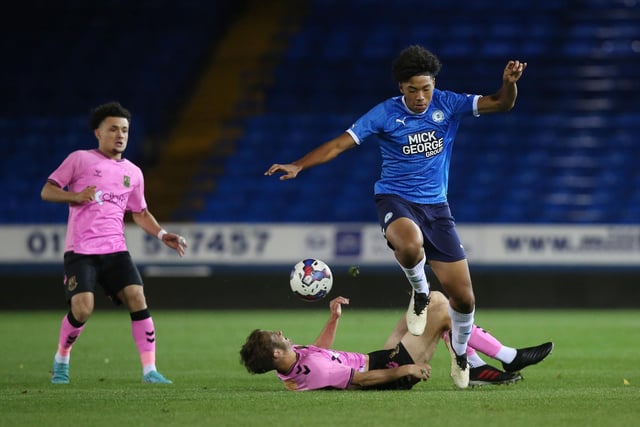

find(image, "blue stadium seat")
[2,1,243,223]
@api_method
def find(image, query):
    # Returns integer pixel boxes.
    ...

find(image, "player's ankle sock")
[448,306,474,356]
[467,350,486,369]
[131,309,157,373]
[142,363,157,376]
[468,325,502,357]
[55,312,85,362]
[496,347,518,364]
[399,255,429,295]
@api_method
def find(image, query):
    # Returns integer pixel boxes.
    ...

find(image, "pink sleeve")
[48,151,80,188]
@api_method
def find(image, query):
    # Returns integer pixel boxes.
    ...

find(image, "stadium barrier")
[2,224,639,309]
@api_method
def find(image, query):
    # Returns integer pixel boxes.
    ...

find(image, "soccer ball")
[289,258,333,302]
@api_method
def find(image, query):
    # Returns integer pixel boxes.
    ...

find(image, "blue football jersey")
[346,89,480,204]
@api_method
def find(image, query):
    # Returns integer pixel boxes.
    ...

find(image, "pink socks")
[467,325,517,363]
[54,313,85,364]
[131,316,157,375]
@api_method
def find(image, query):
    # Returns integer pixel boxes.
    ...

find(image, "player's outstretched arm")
[312,296,349,349]
[477,59,527,114]
[351,363,431,388]
[265,133,357,180]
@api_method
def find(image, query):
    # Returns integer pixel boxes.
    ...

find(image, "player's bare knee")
[450,296,475,314]
[70,292,94,321]
[394,245,424,267]
[426,291,449,330]
[463,291,476,312]
[119,285,147,310]
[428,291,447,312]
[428,290,444,304]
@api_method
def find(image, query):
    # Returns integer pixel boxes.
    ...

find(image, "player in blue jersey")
[265,45,527,388]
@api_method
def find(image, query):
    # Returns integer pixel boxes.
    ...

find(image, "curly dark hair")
[391,45,442,83]
[240,329,277,374]
[89,101,131,130]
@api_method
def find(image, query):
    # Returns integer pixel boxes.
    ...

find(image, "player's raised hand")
[329,296,350,319]
[265,163,302,180]
[503,60,527,83]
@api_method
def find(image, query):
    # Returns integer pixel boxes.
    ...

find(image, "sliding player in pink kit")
[41,101,187,384]
[240,292,552,390]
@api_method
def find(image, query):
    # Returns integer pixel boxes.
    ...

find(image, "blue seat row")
[1,1,245,224]
[3,0,640,225]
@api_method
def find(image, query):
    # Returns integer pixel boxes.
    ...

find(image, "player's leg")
[384,217,430,336]
[52,253,96,384]
[372,292,448,390]
[469,325,516,362]
[431,259,475,351]
[430,259,474,388]
[52,293,93,384]
[421,201,474,364]
[446,332,522,386]
[469,325,554,373]
[382,315,407,350]
[117,284,171,384]
[400,291,449,364]
[376,195,431,336]
[440,330,520,386]
[107,252,172,384]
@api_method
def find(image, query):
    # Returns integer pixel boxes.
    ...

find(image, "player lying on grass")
[240,292,553,390]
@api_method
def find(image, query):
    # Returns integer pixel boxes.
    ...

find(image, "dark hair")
[89,101,131,130]
[391,45,442,83]
[240,329,277,374]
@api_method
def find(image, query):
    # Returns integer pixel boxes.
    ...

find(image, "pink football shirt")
[276,345,367,391]
[48,149,147,254]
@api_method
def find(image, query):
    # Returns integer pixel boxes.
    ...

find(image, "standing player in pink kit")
[41,101,188,384]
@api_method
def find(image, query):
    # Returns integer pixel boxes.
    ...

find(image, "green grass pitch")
[1,308,639,427]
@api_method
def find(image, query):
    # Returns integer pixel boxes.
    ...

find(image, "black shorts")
[62,251,144,305]
[375,194,466,262]
[365,342,420,390]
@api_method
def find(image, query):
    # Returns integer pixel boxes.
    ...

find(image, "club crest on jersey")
[431,109,445,123]
[123,175,130,188]
[66,275,78,292]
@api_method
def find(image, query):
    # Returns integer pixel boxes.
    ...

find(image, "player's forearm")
[495,81,518,111]
[40,182,76,203]
[292,144,337,171]
[293,133,355,171]
[479,83,517,114]
[352,365,415,387]
[132,209,163,237]
[312,317,340,348]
